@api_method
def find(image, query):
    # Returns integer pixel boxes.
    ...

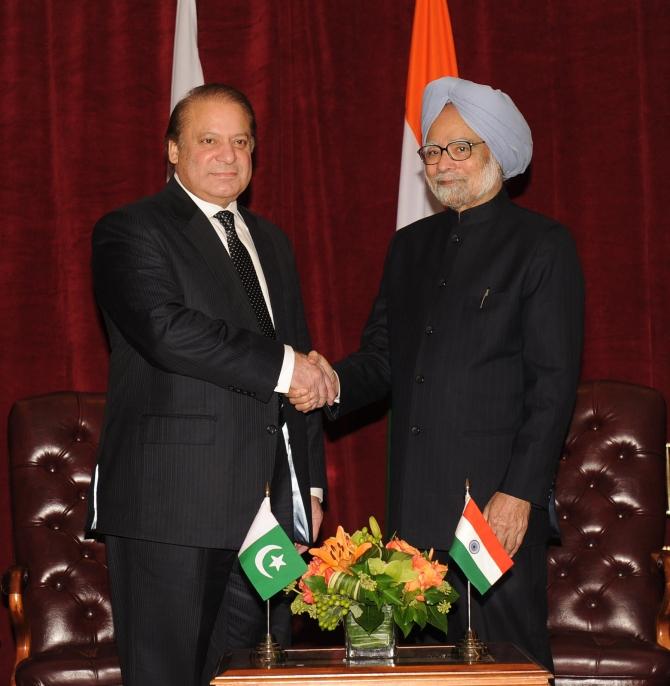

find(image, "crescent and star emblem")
[254,544,288,578]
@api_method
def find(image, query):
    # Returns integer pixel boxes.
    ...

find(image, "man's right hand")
[287,351,338,412]
[288,351,337,412]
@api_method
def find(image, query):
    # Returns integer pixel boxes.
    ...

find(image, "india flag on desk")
[239,497,307,600]
[449,494,514,595]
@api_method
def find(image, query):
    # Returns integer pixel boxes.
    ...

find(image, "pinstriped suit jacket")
[87,177,325,549]
[335,191,584,551]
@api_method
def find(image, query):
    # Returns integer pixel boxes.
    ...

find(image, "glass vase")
[344,604,397,662]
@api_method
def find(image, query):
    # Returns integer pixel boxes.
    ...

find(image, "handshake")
[287,351,338,413]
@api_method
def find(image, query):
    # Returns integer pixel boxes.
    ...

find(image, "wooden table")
[211,643,552,686]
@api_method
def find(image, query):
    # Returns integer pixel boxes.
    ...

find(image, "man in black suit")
[88,84,334,686]
[291,77,583,668]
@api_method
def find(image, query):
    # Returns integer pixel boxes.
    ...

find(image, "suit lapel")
[162,179,288,339]
[164,179,260,333]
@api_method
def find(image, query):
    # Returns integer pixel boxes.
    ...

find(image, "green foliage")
[409,599,428,629]
[286,518,460,639]
[367,557,416,583]
[392,604,415,638]
[290,594,317,619]
[421,586,445,604]
[312,591,351,631]
[426,604,449,633]
[302,574,327,594]
[350,603,384,634]
[368,516,383,540]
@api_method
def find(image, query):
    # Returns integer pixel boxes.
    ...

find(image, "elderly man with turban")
[290,77,584,668]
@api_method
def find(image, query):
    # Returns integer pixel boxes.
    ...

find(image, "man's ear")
[167,139,179,165]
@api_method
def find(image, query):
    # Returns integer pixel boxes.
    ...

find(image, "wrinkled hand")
[296,496,324,554]
[482,491,531,558]
[287,350,339,412]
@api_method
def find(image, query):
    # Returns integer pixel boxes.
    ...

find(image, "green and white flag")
[238,496,307,600]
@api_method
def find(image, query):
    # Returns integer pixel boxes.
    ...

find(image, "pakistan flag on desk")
[239,496,307,600]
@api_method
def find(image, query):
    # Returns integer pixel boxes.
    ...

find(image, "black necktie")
[214,212,309,543]
[214,210,276,339]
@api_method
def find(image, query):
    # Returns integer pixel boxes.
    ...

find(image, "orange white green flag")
[449,494,514,595]
[396,0,459,230]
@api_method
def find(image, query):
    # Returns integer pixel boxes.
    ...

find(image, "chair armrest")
[653,548,670,650]
[1,565,31,685]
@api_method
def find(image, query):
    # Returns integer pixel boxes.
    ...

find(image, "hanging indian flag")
[239,497,307,600]
[449,494,514,595]
[396,0,459,230]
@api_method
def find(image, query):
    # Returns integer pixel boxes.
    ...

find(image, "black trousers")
[106,535,236,686]
[216,561,293,650]
[213,434,294,654]
[105,435,295,686]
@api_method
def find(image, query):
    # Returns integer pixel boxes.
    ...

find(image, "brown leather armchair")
[4,392,121,686]
[548,380,670,685]
[4,384,670,685]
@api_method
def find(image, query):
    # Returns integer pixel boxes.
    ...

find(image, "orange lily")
[386,537,421,557]
[308,525,372,572]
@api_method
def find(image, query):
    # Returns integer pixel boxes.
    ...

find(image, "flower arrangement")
[287,516,458,638]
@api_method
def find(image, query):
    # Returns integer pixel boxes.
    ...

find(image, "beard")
[426,155,502,211]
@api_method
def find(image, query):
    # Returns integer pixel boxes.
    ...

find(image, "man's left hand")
[482,491,530,558]
[295,496,323,554]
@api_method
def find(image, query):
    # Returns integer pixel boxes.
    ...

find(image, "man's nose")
[215,142,236,163]
[436,150,457,172]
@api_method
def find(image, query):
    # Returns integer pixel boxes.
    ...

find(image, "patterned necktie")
[215,210,309,543]
[214,210,276,339]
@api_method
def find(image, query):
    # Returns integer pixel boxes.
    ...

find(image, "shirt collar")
[445,187,509,227]
[174,173,239,219]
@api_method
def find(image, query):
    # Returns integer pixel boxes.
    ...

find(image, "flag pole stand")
[457,581,488,662]
[251,598,285,667]
[251,483,286,667]
[456,483,489,663]
[458,627,488,663]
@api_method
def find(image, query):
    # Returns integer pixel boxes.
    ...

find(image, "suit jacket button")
[415,374,425,384]
[439,278,447,287]
[266,424,277,435]
[425,325,433,335]
[410,425,421,435]
[451,234,461,243]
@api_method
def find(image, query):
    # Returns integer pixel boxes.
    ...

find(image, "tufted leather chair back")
[8,392,117,675]
[7,385,668,685]
[548,380,670,684]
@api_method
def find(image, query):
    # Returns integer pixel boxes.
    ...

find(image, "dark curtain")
[1,2,668,679]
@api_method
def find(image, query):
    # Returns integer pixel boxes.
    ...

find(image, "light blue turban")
[421,76,532,179]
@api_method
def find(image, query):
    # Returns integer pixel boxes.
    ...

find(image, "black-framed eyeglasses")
[417,140,486,165]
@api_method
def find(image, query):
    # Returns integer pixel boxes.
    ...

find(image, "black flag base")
[457,628,489,663]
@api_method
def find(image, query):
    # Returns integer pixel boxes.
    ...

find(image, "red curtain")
[1,2,668,679]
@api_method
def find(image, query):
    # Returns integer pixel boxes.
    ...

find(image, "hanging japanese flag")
[449,494,514,595]
[170,0,204,113]
[238,497,307,600]
[396,0,459,230]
